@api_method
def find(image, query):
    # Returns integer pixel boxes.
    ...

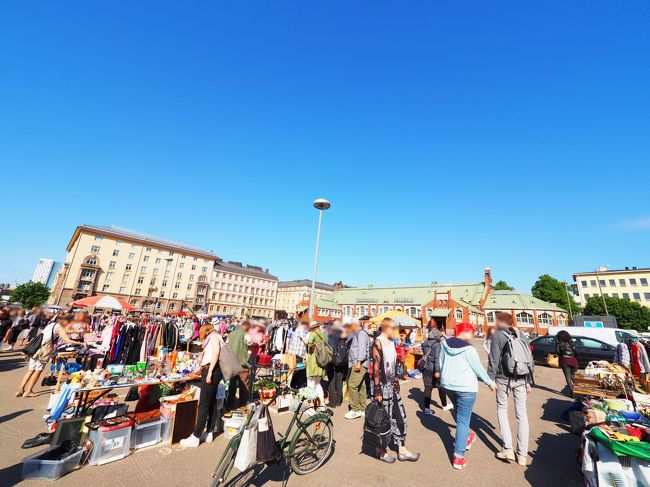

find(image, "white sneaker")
[517,455,528,466]
[344,410,362,420]
[423,408,433,415]
[205,432,214,443]
[180,434,200,447]
[442,404,454,411]
[2,347,13,352]
[496,449,516,461]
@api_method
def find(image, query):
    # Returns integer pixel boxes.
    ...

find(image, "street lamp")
[309,198,331,320]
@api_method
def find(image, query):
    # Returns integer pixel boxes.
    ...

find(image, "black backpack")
[332,338,348,367]
[363,400,391,450]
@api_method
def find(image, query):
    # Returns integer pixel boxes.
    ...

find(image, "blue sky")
[1,1,649,292]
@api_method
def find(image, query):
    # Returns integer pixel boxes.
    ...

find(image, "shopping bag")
[233,408,261,471]
[219,338,244,380]
[256,404,280,463]
[546,354,560,368]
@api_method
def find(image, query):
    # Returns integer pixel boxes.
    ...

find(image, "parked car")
[530,335,616,369]
[546,326,638,348]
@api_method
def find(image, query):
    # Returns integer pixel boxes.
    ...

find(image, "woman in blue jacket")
[439,323,496,470]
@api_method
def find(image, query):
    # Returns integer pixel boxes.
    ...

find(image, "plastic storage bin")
[88,422,133,466]
[160,417,173,444]
[132,419,163,449]
[22,447,83,480]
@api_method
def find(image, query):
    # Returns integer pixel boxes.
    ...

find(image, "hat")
[211,317,219,325]
[344,317,360,326]
[309,320,321,329]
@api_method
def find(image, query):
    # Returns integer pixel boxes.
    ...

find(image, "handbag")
[234,407,261,471]
[218,336,244,380]
[546,353,560,368]
[417,345,433,372]
[22,333,44,357]
[256,404,281,463]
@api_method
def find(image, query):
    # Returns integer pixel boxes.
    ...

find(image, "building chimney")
[334,281,342,291]
[484,267,492,287]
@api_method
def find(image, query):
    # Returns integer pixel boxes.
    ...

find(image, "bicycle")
[211,386,334,487]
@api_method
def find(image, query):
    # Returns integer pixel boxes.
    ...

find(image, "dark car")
[530,335,616,369]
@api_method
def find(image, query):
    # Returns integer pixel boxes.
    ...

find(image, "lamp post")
[309,198,331,320]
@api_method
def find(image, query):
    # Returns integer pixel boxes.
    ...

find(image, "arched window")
[370,306,377,316]
[455,308,463,321]
[395,306,403,312]
[85,256,97,266]
[426,308,433,318]
[344,306,352,315]
[557,314,566,325]
[538,312,552,325]
[380,306,390,314]
[516,311,533,325]
[487,311,496,323]
[358,306,367,317]
[407,306,418,317]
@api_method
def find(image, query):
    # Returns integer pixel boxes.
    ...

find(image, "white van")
[546,326,639,347]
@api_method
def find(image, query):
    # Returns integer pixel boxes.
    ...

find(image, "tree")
[10,281,50,309]
[531,274,581,316]
[583,296,650,332]
[493,280,515,291]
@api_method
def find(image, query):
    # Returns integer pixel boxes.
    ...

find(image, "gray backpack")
[501,329,534,377]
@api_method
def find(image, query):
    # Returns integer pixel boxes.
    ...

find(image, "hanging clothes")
[615,342,630,368]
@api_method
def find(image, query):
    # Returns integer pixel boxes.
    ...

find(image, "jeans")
[496,377,529,457]
[347,366,367,412]
[194,366,224,437]
[445,389,476,458]
[561,365,577,394]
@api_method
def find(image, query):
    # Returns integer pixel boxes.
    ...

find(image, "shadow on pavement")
[0,408,33,424]
[0,461,23,486]
[525,431,582,486]
[0,354,27,373]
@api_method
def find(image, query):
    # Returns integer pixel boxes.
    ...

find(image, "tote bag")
[256,404,281,463]
[218,336,244,380]
[234,407,262,471]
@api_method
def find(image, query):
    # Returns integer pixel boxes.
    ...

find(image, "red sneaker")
[465,431,477,450]
[453,457,466,470]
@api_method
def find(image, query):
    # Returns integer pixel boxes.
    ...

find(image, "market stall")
[571,360,650,486]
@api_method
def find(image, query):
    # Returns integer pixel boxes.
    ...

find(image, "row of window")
[581,277,649,288]
[91,238,212,264]
[208,293,274,307]
[584,292,650,302]
[214,272,275,287]
[213,282,275,296]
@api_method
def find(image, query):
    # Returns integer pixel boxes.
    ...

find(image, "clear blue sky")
[1,1,649,292]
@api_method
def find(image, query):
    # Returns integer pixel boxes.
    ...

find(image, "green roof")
[329,283,486,307]
[314,296,339,310]
[483,290,565,312]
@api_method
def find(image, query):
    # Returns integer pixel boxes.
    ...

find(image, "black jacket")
[555,340,577,358]
[421,338,442,372]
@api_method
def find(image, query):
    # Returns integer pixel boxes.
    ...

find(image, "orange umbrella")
[72,295,134,310]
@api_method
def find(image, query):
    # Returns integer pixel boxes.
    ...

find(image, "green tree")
[583,296,650,332]
[531,274,581,316]
[10,281,50,309]
[493,280,515,291]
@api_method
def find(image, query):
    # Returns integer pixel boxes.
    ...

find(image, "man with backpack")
[326,320,348,407]
[487,312,533,467]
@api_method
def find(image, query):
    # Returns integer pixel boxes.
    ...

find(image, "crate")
[88,423,132,466]
[131,419,163,449]
[22,447,83,480]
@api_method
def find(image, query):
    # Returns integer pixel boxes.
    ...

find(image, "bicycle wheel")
[211,440,237,487]
[289,417,333,475]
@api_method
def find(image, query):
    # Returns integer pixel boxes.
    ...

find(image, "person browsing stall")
[181,323,223,447]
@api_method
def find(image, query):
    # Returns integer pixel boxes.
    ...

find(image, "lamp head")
[313,198,331,210]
